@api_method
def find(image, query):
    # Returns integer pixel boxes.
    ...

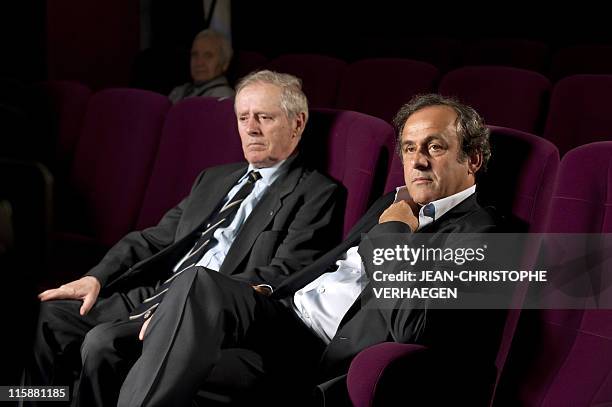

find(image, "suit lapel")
[219,156,304,276]
[106,165,248,289]
[179,165,247,238]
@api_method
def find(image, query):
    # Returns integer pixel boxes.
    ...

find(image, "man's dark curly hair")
[392,94,491,171]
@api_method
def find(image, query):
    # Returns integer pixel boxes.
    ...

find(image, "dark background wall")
[46,0,140,89]
[3,1,612,89]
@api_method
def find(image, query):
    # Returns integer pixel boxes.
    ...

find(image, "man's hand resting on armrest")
[38,276,101,316]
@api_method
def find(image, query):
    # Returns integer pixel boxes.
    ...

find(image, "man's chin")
[247,158,272,169]
[192,76,212,83]
[407,189,436,206]
[412,194,438,206]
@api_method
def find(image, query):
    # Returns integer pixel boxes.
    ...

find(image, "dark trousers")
[117,267,324,407]
[25,287,153,406]
[28,268,323,407]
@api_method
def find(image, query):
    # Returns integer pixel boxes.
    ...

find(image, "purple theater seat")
[401,37,462,72]
[462,39,550,73]
[265,54,347,108]
[227,50,268,85]
[302,108,394,236]
[335,58,439,122]
[347,343,429,406]
[60,88,170,247]
[352,36,461,72]
[136,97,242,229]
[439,66,551,134]
[494,142,612,407]
[550,44,612,81]
[350,126,559,407]
[35,80,92,168]
[543,74,612,156]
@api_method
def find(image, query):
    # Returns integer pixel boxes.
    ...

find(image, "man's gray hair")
[193,29,233,67]
[235,70,309,122]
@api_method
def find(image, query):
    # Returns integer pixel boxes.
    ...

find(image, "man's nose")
[246,116,261,134]
[411,149,429,169]
[192,54,206,64]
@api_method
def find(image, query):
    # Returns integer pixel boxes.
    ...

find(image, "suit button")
[269,211,274,216]
[206,223,211,228]
[144,310,152,319]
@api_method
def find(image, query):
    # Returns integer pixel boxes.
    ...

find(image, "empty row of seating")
[348,139,612,407]
[131,50,612,148]
[241,56,612,145]
[364,40,612,80]
[133,41,612,93]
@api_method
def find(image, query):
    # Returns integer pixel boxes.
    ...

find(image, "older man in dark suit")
[115,93,503,407]
[26,70,344,406]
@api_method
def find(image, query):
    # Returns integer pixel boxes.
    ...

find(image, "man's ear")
[468,150,483,175]
[293,112,306,138]
[222,60,230,72]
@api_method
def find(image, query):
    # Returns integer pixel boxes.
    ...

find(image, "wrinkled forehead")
[235,83,284,112]
[192,36,221,52]
[401,105,459,144]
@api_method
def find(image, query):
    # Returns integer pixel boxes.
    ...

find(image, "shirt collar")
[244,159,288,187]
[193,75,227,87]
[394,184,477,230]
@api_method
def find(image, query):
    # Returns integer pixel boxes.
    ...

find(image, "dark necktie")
[422,203,436,220]
[129,170,262,321]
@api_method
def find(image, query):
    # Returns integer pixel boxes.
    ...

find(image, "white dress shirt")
[293,184,477,343]
[173,160,288,273]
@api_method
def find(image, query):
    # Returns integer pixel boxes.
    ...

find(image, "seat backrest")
[495,142,612,407]
[265,54,347,108]
[462,39,550,73]
[69,88,170,246]
[439,66,551,134]
[336,58,439,122]
[302,108,395,236]
[543,74,612,156]
[136,97,242,229]
[550,44,612,81]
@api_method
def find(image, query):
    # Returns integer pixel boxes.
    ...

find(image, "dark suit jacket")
[274,191,503,382]
[86,155,345,294]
